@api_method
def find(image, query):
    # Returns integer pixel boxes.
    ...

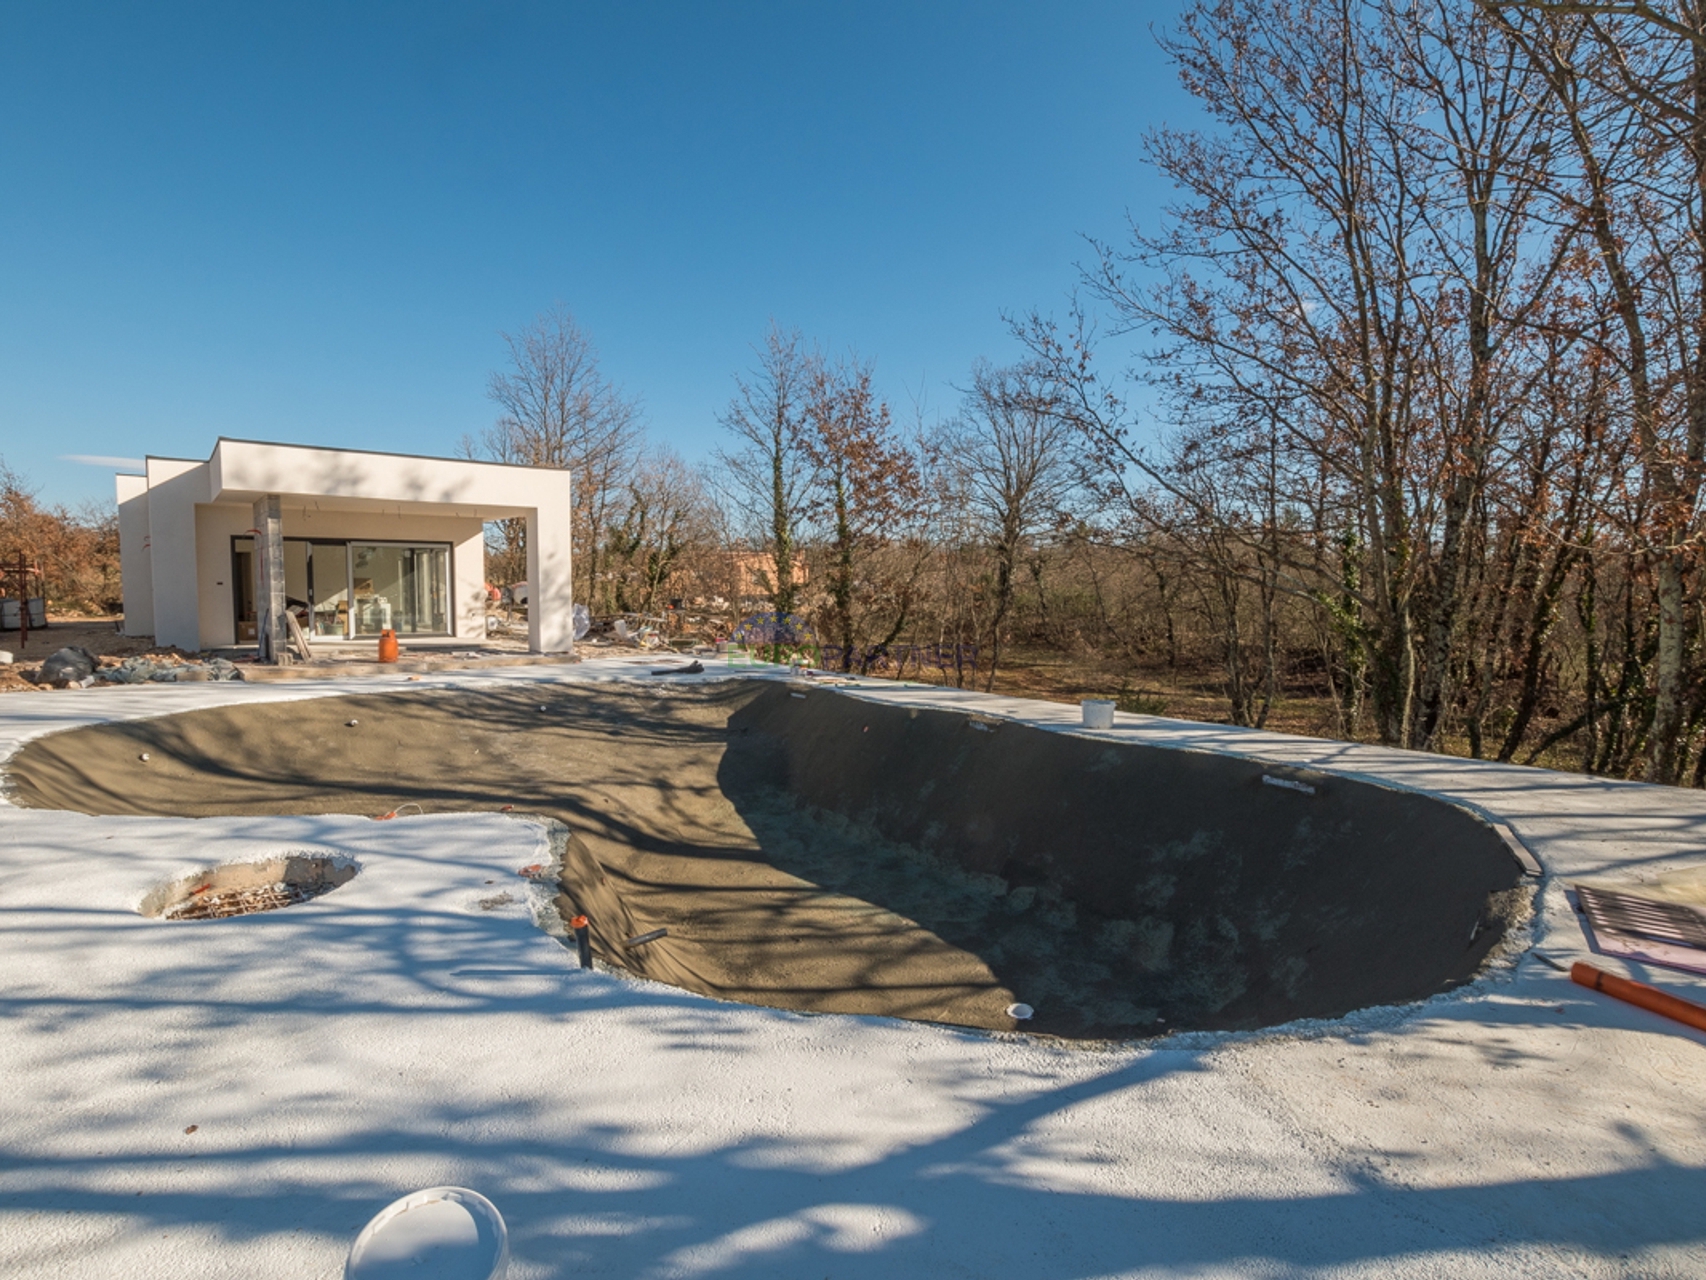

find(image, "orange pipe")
[1571,962,1706,1034]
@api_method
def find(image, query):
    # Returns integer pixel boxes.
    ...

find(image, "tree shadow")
[3,1037,1703,1277]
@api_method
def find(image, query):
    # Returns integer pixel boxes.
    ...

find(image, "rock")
[98,657,154,684]
[0,650,13,665]
[91,654,247,686]
[39,647,97,688]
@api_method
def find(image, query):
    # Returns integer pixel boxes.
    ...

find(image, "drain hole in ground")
[141,853,358,921]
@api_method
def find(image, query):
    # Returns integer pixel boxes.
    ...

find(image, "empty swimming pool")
[4,679,1530,1038]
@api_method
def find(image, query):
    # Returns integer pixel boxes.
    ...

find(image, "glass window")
[349,543,449,635]
[307,542,350,637]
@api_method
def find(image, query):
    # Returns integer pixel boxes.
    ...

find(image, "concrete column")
[525,510,542,654]
[253,494,289,664]
[527,482,575,653]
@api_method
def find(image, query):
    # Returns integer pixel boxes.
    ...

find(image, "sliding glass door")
[232,538,451,640]
[305,542,351,637]
[349,543,449,635]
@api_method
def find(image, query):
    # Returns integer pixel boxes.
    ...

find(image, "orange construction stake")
[1572,962,1706,1035]
[570,915,592,970]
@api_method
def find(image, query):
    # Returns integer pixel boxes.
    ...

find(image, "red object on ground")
[1571,961,1706,1034]
[377,629,399,663]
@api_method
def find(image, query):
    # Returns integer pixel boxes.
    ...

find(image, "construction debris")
[97,655,244,684]
[38,646,97,687]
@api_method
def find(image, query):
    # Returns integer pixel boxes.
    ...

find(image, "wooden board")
[285,610,313,662]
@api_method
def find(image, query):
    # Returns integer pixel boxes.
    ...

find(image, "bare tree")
[1009,0,1582,748]
[1486,0,1706,51]
[712,323,815,620]
[468,305,644,609]
[1489,0,1706,782]
[801,355,927,671]
[605,448,719,616]
[946,360,1080,690]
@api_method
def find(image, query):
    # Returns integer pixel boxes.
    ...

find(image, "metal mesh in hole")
[163,880,330,920]
[1575,882,1706,951]
[142,853,357,921]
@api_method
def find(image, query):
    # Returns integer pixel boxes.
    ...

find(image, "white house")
[116,438,573,656]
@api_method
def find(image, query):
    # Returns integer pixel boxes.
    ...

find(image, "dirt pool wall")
[723,685,1530,1032]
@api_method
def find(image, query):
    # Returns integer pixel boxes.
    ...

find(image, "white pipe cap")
[345,1185,509,1280]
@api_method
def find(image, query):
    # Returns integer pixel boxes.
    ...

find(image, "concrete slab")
[0,655,1702,1278]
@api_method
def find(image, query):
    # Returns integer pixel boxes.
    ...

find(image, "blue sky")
[0,2,1192,509]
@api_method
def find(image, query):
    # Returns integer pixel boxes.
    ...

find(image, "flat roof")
[213,436,571,473]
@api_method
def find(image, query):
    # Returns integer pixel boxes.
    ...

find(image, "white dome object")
[1007,1003,1034,1021]
[345,1186,509,1280]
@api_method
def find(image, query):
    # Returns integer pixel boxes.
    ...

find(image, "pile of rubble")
[19,647,245,688]
[99,653,243,684]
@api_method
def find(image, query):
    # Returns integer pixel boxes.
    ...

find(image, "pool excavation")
[5,679,1532,1039]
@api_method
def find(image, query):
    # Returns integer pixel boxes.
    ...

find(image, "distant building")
[115,438,574,654]
[724,549,808,605]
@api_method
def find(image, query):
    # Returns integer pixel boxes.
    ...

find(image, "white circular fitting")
[345,1185,509,1280]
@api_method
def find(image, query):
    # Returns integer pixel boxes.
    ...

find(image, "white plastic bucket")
[1081,699,1116,730]
[345,1186,509,1280]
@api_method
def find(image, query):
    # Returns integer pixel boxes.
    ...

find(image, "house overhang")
[203,437,561,521]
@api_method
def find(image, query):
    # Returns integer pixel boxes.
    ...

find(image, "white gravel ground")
[1,655,1703,1278]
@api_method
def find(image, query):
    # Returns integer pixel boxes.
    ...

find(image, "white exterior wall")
[145,459,211,652]
[192,504,250,650]
[119,439,573,654]
[115,474,154,637]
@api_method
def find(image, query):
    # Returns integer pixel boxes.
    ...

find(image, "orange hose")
[1571,962,1706,1034]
